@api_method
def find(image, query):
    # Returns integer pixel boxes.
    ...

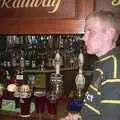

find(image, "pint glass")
[46,90,58,120]
[34,89,46,114]
[19,92,31,117]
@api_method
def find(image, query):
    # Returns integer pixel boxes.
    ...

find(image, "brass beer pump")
[75,49,85,98]
[50,50,63,98]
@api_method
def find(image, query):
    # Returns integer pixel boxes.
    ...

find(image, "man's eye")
[90,30,96,35]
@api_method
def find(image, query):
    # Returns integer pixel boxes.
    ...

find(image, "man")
[60,10,120,120]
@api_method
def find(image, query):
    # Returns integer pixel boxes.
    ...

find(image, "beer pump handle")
[55,50,61,74]
[78,50,84,74]
[75,50,85,97]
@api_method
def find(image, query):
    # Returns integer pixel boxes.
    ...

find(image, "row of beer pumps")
[0,39,85,91]
[0,39,85,120]
[50,40,85,100]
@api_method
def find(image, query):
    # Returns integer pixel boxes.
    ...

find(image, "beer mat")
[1,99,35,113]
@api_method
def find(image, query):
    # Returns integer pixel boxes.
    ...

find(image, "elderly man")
[60,10,120,120]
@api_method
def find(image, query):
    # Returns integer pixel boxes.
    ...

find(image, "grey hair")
[86,10,120,42]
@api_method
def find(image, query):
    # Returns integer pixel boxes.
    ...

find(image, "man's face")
[83,17,106,55]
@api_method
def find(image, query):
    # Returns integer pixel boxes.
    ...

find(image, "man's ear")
[107,28,116,40]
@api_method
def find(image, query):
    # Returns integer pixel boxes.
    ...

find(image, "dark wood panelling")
[95,0,120,19]
[95,0,120,34]
[0,0,95,34]
[0,0,76,19]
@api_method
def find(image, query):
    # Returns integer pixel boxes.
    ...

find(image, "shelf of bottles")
[0,34,85,97]
[0,35,84,67]
[0,34,85,88]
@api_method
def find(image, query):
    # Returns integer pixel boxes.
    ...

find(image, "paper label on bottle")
[25,60,30,66]
[32,60,36,68]
[16,75,23,80]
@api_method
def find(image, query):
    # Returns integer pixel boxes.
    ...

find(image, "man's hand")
[59,112,82,120]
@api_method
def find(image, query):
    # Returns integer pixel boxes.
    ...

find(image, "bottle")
[11,51,17,68]
[24,49,31,69]
[31,49,37,69]
[16,69,24,86]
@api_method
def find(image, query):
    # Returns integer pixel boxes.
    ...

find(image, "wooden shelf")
[24,67,92,76]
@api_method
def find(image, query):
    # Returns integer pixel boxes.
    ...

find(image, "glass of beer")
[19,92,31,117]
[46,90,58,120]
[34,88,46,118]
